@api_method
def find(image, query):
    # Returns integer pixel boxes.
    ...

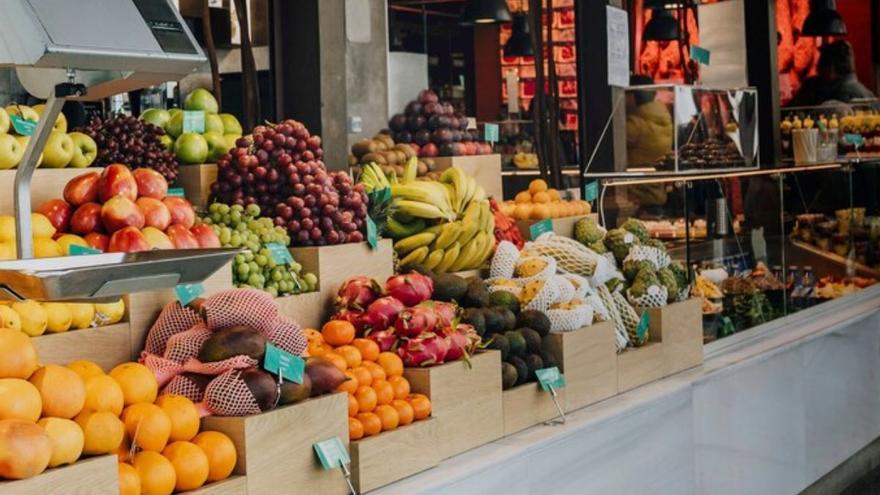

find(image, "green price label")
[175,283,205,306]
[266,243,294,265]
[314,437,350,470]
[366,216,379,250]
[10,114,37,136]
[529,218,553,240]
[690,45,711,65]
[636,311,651,340]
[263,343,304,384]
[68,244,101,256]
[720,316,735,336]
[484,123,500,144]
[536,367,567,392]
[182,111,206,134]
[167,187,186,198]
[583,181,599,202]
[843,133,865,147]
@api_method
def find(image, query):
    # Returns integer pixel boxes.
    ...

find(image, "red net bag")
[139,352,184,388]
[144,301,203,355]
[163,323,212,364]
[182,355,259,376]
[198,369,271,417]
[202,289,279,333]
[264,318,308,356]
[162,372,212,403]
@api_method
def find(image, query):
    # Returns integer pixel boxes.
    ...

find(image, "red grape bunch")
[211,119,368,247]
[77,115,179,182]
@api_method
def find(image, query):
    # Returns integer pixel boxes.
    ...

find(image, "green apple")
[0,134,24,169]
[15,136,43,167]
[224,133,241,150]
[159,134,174,152]
[33,103,67,133]
[219,113,243,135]
[205,113,224,134]
[41,131,75,168]
[168,108,183,119]
[165,111,184,138]
[203,131,229,163]
[0,108,10,134]
[174,132,209,164]
[141,108,171,129]
[68,132,98,168]
[183,88,219,114]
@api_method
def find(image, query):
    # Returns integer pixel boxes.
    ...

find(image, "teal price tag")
[175,283,204,306]
[690,45,711,65]
[636,311,651,340]
[536,367,567,392]
[314,437,350,470]
[843,133,865,147]
[366,215,378,250]
[182,111,206,134]
[263,343,304,384]
[720,316,735,337]
[10,114,37,136]
[68,244,101,256]
[266,243,294,264]
[529,218,553,240]
[583,180,599,202]
[167,187,186,198]
[484,123,499,144]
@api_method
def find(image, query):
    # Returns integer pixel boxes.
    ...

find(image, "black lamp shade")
[460,0,512,25]
[504,13,534,57]
[643,9,680,41]
[802,0,847,36]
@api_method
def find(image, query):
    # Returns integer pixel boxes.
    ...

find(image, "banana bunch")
[359,162,393,193]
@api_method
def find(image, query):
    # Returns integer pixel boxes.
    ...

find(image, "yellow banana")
[460,176,476,210]
[403,156,418,183]
[391,184,451,211]
[433,222,461,250]
[472,185,486,202]
[450,233,483,272]
[393,200,454,221]
[457,202,481,245]
[434,242,461,273]
[394,232,436,255]
[423,248,445,270]
[399,246,430,268]
[474,229,496,267]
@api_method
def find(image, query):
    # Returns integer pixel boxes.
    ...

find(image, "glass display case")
[781,98,880,163]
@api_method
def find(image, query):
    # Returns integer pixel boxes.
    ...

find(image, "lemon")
[94,299,125,325]
[0,242,15,260]
[0,216,14,243]
[56,234,88,256]
[67,304,96,330]
[31,213,56,239]
[12,300,48,336]
[0,305,21,331]
[33,238,63,258]
[43,303,73,333]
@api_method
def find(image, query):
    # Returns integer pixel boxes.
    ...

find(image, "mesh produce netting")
[513,256,557,285]
[612,290,647,346]
[489,241,520,279]
[162,373,210,403]
[487,282,522,298]
[563,274,591,299]
[182,355,260,376]
[163,323,211,364]
[550,275,576,305]
[547,305,594,332]
[203,289,279,333]
[522,235,600,277]
[264,318,308,356]
[200,369,266,417]
[626,285,669,309]
[522,277,560,312]
[677,288,690,303]
[596,285,630,351]
[140,352,183,388]
[623,245,671,270]
[144,301,203,356]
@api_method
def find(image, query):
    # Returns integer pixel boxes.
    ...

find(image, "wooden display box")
[186,476,248,494]
[176,163,218,211]
[350,419,440,492]
[433,155,503,200]
[274,291,328,330]
[616,341,666,393]
[516,213,597,241]
[201,392,350,495]
[450,268,484,280]
[290,240,394,305]
[0,168,101,214]
[31,322,131,371]
[0,455,117,495]
[544,321,618,412]
[403,351,503,460]
[502,383,564,435]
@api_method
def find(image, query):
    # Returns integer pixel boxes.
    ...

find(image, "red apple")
[98,163,138,203]
[70,203,104,235]
[107,226,150,253]
[84,232,109,252]
[37,199,72,233]
[141,226,174,250]
[420,143,438,158]
[63,172,100,207]
[190,224,221,248]
[132,168,168,200]
[136,197,171,231]
[162,197,196,228]
[166,224,200,249]
[101,196,145,233]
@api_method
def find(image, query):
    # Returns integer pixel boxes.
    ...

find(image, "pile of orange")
[499,179,591,221]
[307,320,432,441]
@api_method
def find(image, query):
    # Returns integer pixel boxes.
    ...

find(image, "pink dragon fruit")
[398,332,450,367]
[367,329,398,352]
[443,324,481,362]
[330,308,368,334]
[385,273,434,307]
[418,300,458,328]
[363,296,405,330]
[335,276,383,310]
[395,305,438,339]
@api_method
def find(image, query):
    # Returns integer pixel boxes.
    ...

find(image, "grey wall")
[344,0,389,149]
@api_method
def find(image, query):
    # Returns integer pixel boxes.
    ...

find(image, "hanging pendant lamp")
[802,0,847,36]
[460,0,512,26]
[643,8,680,41]
[504,12,534,57]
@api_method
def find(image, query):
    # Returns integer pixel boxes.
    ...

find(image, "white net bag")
[551,275,576,305]
[563,274,590,299]
[602,252,616,266]
[623,245,671,270]
[513,256,557,284]
[547,305,594,332]
[522,234,600,277]
[626,285,669,308]
[591,254,624,288]
[586,290,611,323]
[521,277,560,312]
[612,290,647,346]
[487,283,522,298]
[489,241,521,279]
[596,285,630,351]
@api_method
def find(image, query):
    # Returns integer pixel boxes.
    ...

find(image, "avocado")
[406,264,434,277]
[496,307,517,332]
[501,362,518,390]
[540,349,558,370]
[524,354,544,381]
[488,290,521,314]
[504,330,527,357]
[487,333,510,361]
[241,367,279,412]
[516,310,551,336]
[508,356,529,385]
[483,308,506,334]
[199,326,267,363]
[518,328,542,354]
[279,373,312,405]
[431,273,468,302]
[461,308,486,336]
[462,277,490,308]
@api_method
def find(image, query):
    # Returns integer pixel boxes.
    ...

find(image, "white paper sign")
[606,6,630,88]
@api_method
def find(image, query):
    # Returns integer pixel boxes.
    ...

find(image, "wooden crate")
[434,155,503,200]
[502,382,564,435]
[616,341,666,393]
[543,321,618,412]
[31,323,131,370]
[290,240,394,304]
[450,269,484,280]
[126,260,233,359]
[175,164,218,211]
[516,213,597,241]
[0,168,102,214]
[201,392,350,495]
[0,455,117,495]
[350,419,440,492]
[185,476,248,495]
[403,351,503,460]
[274,291,328,330]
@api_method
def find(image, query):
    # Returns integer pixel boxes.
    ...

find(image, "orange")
[306,339,330,357]
[375,404,400,432]
[0,328,38,379]
[363,361,386,382]
[83,374,124,416]
[391,400,415,426]
[352,338,380,362]
[371,379,394,406]
[387,376,410,400]
[409,395,432,420]
[67,359,104,380]
[155,394,200,442]
[377,352,403,378]
[29,364,86,419]
[75,409,125,455]
[348,417,364,441]
[192,431,237,482]
[513,204,532,221]
[548,189,562,201]
[321,320,355,346]
[530,203,551,220]
[0,378,42,422]
[337,370,359,395]
[0,419,52,480]
[335,345,363,369]
[321,352,348,373]
[118,462,142,495]
[163,440,210,492]
[122,403,172,452]
[532,191,550,204]
[132,450,176,495]
[347,394,359,417]
[116,431,132,462]
[356,412,382,437]
[528,179,548,194]
[110,362,159,406]
[354,385,377,413]
[37,418,84,468]
[303,328,322,342]
[351,366,373,388]
[514,191,532,204]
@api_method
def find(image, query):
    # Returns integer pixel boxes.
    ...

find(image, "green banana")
[434,242,461,273]
[423,248,445,270]
[394,232,436,255]
[386,217,426,238]
[433,222,461,251]
[399,246,430,268]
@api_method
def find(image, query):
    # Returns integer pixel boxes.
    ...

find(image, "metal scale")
[0,0,236,301]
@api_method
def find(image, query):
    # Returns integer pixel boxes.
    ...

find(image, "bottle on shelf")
[800,266,817,308]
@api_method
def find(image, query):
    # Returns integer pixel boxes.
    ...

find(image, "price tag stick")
[543,384,566,426]
[339,461,358,495]
[272,368,283,409]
